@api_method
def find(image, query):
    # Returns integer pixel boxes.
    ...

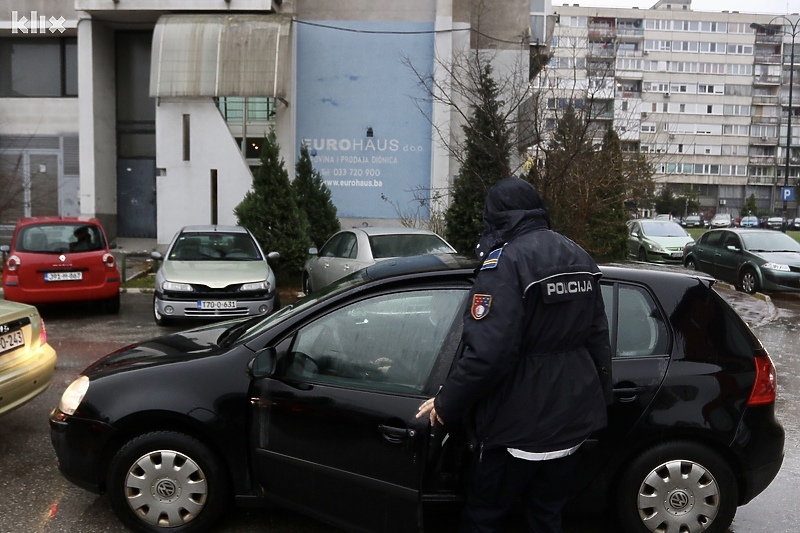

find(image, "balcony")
[588,28,616,39]
[751,135,779,144]
[754,53,782,64]
[753,94,779,104]
[747,176,776,185]
[754,33,783,44]
[753,74,782,85]
[749,155,778,165]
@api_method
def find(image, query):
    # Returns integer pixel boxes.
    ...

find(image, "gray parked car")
[151,225,280,325]
[302,227,456,293]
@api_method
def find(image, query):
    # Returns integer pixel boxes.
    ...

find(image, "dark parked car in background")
[683,228,800,294]
[787,218,800,231]
[765,217,785,230]
[50,255,783,533]
[681,215,704,228]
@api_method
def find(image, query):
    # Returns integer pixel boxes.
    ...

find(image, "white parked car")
[150,225,280,326]
[302,227,456,293]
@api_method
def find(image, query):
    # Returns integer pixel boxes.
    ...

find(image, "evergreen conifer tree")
[444,63,513,255]
[234,128,312,273]
[293,143,340,248]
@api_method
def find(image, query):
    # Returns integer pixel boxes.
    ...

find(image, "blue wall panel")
[297,21,435,219]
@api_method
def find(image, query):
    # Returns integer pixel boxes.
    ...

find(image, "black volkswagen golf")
[50,255,784,533]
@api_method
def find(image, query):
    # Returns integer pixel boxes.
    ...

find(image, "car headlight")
[59,375,90,416]
[162,281,194,292]
[762,262,790,272]
[648,242,666,253]
[240,281,269,291]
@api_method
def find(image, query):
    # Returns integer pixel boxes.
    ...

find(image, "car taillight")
[103,253,115,268]
[40,318,48,346]
[748,355,777,406]
[6,254,20,272]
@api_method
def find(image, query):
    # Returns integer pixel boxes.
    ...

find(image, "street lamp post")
[752,17,798,233]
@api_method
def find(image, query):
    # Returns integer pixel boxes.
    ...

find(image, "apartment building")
[1,0,545,245]
[540,0,798,218]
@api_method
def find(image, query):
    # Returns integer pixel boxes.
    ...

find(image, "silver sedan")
[302,227,456,293]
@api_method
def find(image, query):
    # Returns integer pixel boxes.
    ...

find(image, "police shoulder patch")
[480,248,503,270]
[471,294,492,320]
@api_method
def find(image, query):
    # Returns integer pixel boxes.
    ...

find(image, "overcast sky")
[559,0,799,15]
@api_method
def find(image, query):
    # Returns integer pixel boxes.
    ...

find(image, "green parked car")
[627,219,694,263]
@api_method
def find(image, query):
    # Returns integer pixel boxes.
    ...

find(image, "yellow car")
[0,299,57,415]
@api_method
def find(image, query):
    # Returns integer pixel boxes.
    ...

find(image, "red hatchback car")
[1,217,121,313]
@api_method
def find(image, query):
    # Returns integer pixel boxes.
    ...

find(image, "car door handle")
[378,424,415,444]
[613,385,646,402]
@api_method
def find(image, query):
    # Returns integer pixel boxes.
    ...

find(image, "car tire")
[685,257,696,270]
[638,248,648,262]
[153,296,171,327]
[616,441,738,533]
[739,268,759,295]
[107,431,231,533]
[105,293,121,314]
[302,272,312,295]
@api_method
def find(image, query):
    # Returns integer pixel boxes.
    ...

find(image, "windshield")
[741,232,800,253]
[642,222,689,237]
[168,232,262,261]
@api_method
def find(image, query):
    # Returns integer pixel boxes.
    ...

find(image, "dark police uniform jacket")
[434,217,613,455]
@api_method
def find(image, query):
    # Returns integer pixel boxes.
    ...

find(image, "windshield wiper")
[217,316,263,347]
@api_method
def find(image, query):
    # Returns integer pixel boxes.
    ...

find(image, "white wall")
[0,100,79,136]
[155,98,254,244]
[78,18,117,227]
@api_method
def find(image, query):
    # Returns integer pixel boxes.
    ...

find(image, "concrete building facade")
[1,0,543,245]
[541,0,799,219]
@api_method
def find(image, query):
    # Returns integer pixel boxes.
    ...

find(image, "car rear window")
[16,224,104,253]
[368,234,454,259]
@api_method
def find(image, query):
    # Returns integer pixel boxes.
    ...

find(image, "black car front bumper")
[50,408,116,494]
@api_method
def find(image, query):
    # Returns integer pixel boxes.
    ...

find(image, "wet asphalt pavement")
[0,282,797,533]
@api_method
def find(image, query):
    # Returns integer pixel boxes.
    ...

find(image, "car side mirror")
[630,231,639,238]
[109,242,118,250]
[308,247,318,256]
[150,251,164,261]
[249,347,277,378]
[0,244,8,253]
[267,251,280,262]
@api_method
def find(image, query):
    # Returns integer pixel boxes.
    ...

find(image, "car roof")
[349,226,445,237]
[179,225,249,234]
[15,216,103,226]
[353,253,716,294]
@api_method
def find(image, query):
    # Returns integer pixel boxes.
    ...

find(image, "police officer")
[417,177,613,533]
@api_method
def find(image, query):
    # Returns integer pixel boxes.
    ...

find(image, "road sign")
[782,187,795,202]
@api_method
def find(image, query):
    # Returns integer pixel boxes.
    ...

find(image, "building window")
[0,37,78,97]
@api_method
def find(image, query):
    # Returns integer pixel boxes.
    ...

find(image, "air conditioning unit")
[664,93,670,98]
[642,50,649,55]
[719,199,727,205]
[761,136,768,141]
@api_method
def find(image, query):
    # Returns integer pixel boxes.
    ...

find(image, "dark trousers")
[460,447,581,533]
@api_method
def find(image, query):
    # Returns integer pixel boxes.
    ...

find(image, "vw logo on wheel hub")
[153,478,180,502]
[666,489,693,515]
